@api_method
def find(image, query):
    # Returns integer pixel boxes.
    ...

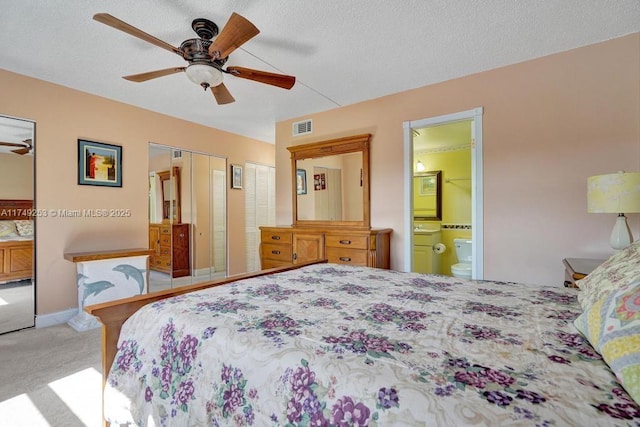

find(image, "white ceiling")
[0,1,638,145]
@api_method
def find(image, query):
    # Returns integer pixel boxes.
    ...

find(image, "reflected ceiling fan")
[93,12,296,105]
[0,139,32,155]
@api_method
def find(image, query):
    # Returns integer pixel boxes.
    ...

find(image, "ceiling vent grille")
[172,150,183,159]
[292,119,313,136]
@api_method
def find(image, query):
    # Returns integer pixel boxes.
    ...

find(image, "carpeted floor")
[0,324,102,426]
[0,279,35,334]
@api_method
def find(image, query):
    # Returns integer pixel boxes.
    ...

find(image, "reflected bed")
[0,199,33,283]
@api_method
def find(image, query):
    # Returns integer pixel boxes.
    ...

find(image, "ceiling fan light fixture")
[185,64,223,89]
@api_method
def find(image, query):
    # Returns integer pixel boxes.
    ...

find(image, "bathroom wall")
[415,147,472,275]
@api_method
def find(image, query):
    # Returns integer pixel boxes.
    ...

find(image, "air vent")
[172,150,183,159]
[292,119,313,136]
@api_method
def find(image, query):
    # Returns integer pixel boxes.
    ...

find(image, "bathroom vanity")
[413,227,442,274]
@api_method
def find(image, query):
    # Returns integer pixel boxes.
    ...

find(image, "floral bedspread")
[105,263,640,426]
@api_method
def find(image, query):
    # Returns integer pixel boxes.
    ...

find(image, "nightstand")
[562,258,605,288]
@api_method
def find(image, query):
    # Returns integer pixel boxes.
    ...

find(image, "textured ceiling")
[0,0,638,146]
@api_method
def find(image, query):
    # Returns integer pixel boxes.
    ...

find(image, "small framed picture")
[78,139,122,187]
[419,174,437,196]
[231,164,243,189]
[296,169,307,195]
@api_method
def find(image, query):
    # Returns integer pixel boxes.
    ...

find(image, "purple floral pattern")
[105,263,640,426]
[194,298,257,314]
[275,359,380,426]
[246,283,302,301]
[357,302,429,332]
[206,364,257,425]
[323,329,412,359]
[142,319,201,416]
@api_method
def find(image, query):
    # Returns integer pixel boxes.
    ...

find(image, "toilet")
[451,238,472,279]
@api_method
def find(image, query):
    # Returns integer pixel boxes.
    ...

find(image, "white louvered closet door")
[245,163,276,272]
[213,168,226,272]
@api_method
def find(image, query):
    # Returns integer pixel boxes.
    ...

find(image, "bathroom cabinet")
[413,231,442,274]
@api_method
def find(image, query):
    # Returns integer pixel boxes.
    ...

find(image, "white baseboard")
[192,267,217,277]
[35,308,77,329]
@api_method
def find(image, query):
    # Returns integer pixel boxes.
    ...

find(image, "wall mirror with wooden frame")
[413,170,442,221]
[288,134,370,229]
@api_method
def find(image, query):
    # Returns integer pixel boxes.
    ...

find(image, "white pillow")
[576,240,640,311]
[0,220,19,237]
[14,219,34,237]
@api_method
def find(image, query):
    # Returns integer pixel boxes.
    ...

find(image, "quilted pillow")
[576,240,640,311]
[574,281,640,405]
[14,219,33,237]
[0,220,18,237]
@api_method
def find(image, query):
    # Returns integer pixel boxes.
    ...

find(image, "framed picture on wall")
[419,173,437,196]
[231,164,243,189]
[296,169,307,195]
[78,139,122,187]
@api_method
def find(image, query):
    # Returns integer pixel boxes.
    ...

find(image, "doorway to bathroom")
[403,107,484,279]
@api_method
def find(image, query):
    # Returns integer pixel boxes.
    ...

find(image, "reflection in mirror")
[413,170,442,221]
[0,115,35,334]
[289,133,370,229]
[296,152,363,221]
[158,167,181,223]
[148,144,227,292]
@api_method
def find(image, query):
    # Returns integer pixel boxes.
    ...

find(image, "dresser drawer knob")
[271,235,281,240]
[339,257,352,262]
[339,239,351,245]
[271,250,281,255]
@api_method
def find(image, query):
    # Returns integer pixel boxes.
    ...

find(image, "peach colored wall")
[276,33,640,286]
[0,153,33,198]
[0,69,274,316]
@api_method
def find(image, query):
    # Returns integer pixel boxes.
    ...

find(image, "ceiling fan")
[93,12,296,105]
[0,139,32,155]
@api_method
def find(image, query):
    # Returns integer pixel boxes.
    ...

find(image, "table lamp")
[587,171,640,250]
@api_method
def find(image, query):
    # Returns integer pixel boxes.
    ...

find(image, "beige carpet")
[0,324,103,426]
[0,280,35,334]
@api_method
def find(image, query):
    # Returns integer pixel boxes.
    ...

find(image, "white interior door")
[403,107,484,279]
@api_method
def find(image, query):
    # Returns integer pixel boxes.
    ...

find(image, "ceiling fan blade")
[123,67,186,82]
[0,141,26,148]
[226,66,295,89]
[211,83,235,105]
[12,148,30,155]
[208,13,259,59]
[93,13,182,56]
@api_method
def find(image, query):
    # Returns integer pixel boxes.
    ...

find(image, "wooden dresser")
[149,223,190,277]
[260,226,391,269]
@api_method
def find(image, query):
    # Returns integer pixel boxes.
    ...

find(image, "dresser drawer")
[153,255,171,267]
[159,235,171,246]
[326,247,368,266]
[261,243,292,262]
[262,259,292,269]
[261,230,293,244]
[325,235,368,250]
[159,225,172,235]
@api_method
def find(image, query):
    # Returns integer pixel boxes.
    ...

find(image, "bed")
[88,258,640,426]
[0,199,34,283]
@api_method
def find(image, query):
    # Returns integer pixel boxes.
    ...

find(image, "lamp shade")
[587,172,640,214]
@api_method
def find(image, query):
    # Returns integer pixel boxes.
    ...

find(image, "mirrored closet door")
[0,115,35,334]
[148,144,227,292]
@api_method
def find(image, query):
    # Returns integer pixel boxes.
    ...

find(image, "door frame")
[403,107,484,279]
